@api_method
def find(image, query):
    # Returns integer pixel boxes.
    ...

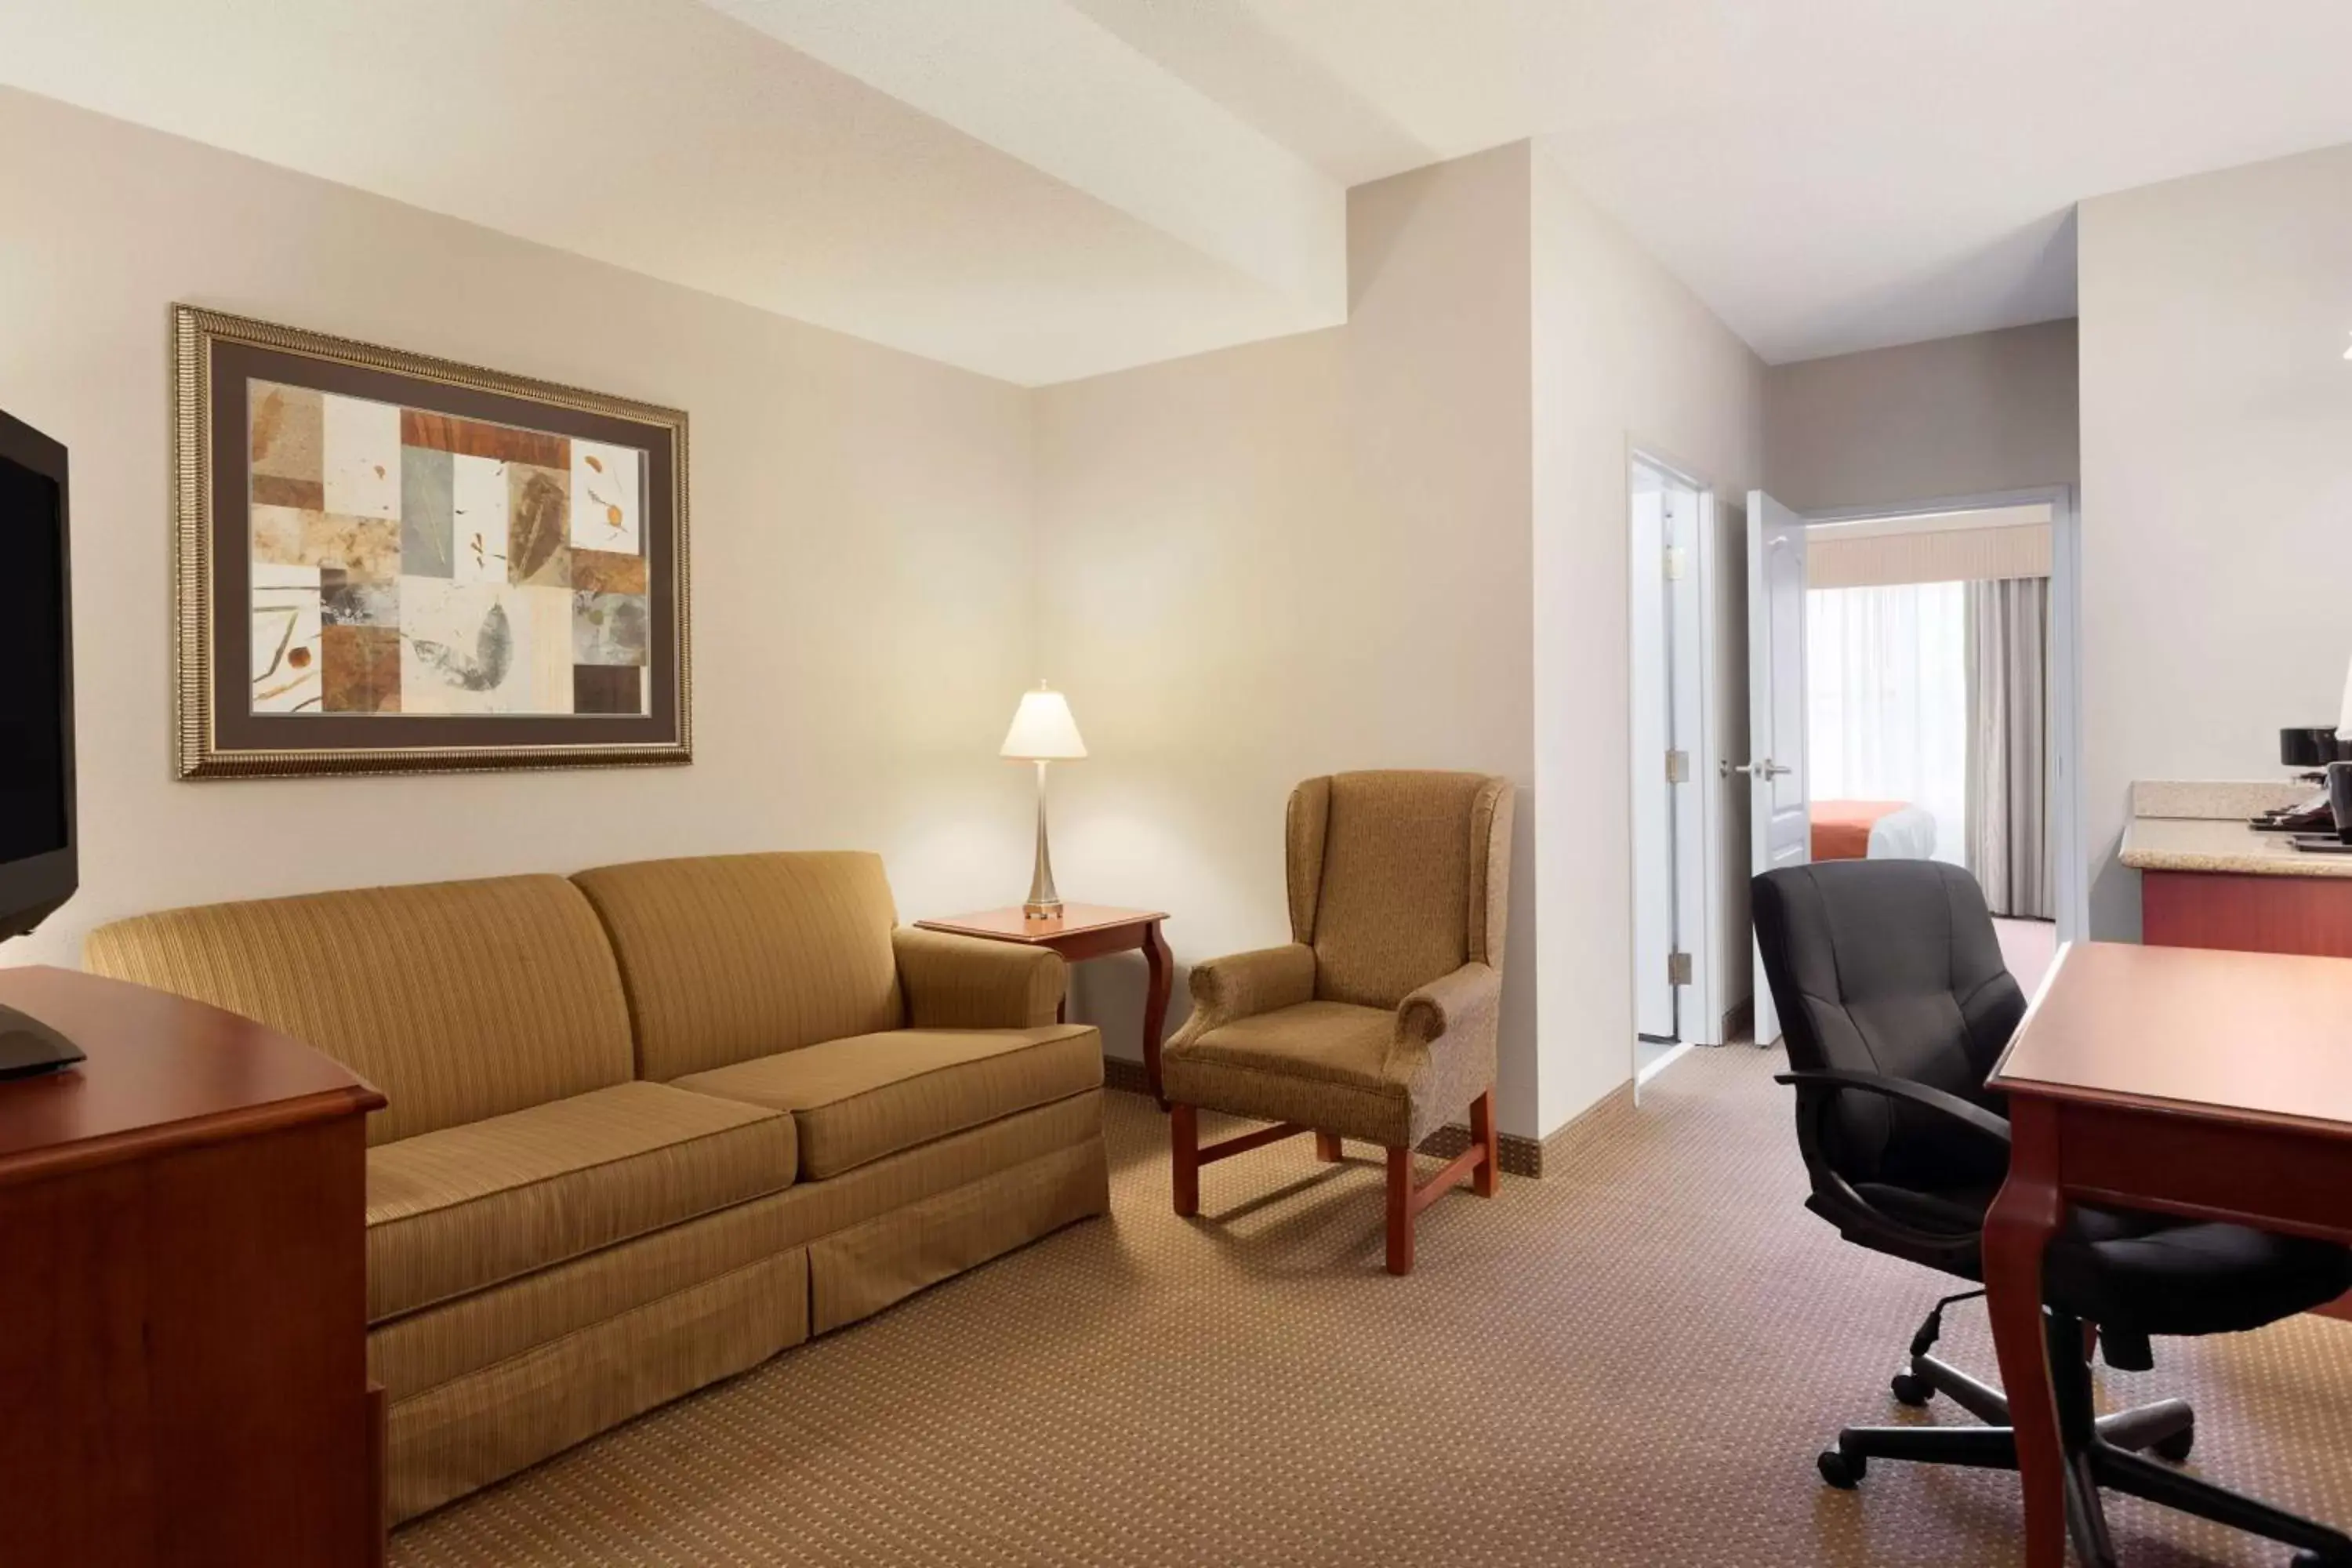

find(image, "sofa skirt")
[381,1088,1110,1526]
[386,1246,807,1523]
[811,1134,1109,1333]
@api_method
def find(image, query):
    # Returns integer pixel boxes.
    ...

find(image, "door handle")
[1721,758,1793,779]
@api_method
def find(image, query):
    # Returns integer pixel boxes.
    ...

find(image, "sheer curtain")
[1965,577,2053,918]
[1806,582,1969,866]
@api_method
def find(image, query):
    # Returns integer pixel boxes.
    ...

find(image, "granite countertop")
[2120,814,2352,880]
[2123,778,2352,878]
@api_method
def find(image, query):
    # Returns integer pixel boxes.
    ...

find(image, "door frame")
[1626,448,1726,1088]
[1799,485,2086,942]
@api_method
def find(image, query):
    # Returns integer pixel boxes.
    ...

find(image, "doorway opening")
[1805,500,2063,985]
[1740,488,2081,1041]
[1629,456,1709,1086]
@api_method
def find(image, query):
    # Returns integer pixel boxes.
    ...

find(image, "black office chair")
[1755,858,2352,1568]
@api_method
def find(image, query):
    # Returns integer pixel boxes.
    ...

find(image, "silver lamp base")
[1024,758,1062,920]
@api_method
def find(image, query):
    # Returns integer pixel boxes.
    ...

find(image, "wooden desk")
[1984,941,2352,1568]
[916,905,1171,1105]
[0,965,387,1567]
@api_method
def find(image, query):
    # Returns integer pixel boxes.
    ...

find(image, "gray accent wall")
[1763,319,2079,516]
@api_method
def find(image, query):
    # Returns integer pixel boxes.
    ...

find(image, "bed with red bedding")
[1811,799,1928,861]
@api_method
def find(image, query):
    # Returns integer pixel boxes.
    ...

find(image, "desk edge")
[0,1083,386,1189]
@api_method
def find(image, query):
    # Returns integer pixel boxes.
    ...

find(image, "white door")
[1632,464,1709,1054]
[1744,491,1809,1044]
[1630,470,1677,1041]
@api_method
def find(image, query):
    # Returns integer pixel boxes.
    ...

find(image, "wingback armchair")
[1162,770,1515,1274]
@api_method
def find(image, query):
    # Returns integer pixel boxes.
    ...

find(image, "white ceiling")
[12,1,2352,380]
[0,0,1344,387]
[1084,0,2352,365]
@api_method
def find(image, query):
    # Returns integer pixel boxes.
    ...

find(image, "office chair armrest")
[1774,1069,2009,1272]
[1773,1069,2011,1149]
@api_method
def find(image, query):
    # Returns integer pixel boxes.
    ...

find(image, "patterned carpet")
[391,1045,2352,1566]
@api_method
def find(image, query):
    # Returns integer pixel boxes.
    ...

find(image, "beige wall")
[8,98,1766,1143]
[1033,144,1544,1131]
[2079,143,2352,938]
[0,86,1040,966]
[1764,320,2078,515]
[1530,142,1766,1130]
[1034,141,1765,1142]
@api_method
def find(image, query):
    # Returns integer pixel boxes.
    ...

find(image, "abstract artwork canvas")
[173,307,689,778]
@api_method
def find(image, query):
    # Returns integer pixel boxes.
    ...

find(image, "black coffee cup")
[2328,760,2352,842]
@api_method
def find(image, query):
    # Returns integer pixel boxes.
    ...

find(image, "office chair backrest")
[1752,860,2026,1189]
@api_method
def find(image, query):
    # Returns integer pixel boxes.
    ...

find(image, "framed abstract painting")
[170,305,690,779]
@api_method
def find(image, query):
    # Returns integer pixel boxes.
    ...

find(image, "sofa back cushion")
[572,851,903,1081]
[83,875,635,1146]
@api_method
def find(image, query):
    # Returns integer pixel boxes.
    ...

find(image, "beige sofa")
[84,851,1109,1523]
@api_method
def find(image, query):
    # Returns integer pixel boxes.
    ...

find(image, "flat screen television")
[0,408,82,1076]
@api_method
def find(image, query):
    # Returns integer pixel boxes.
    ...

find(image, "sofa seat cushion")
[1161,1000,1411,1146]
[673,1025,1102,1180]
[366,1080,797,1323]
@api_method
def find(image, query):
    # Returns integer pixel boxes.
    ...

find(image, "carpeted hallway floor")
[391,1046,2352,1566]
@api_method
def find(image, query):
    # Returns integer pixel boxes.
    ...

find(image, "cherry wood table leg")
[1171,1102,1199,1217]
[1140,920,1172,1110]
[1984,1096,2067,1568]
[1314,1131,1343,1162]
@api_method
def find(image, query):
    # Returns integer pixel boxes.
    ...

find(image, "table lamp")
[1001,681,1086,919]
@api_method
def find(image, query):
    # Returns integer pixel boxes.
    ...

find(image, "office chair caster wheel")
[1890,1371,1934,1407]
[2151,1420,2194,1464]
[1817,1449,1865,1490]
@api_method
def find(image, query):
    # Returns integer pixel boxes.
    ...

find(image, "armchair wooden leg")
[1315,1131,1344,1163]
[1470,1090,1498,1197]
[1386,1147,1415,1275]
[1171,1102,1200,1217]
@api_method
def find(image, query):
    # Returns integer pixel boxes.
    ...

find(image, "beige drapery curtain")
[1963,577,2051,919]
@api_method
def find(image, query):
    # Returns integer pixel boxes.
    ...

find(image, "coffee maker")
[2251,726,2348,833]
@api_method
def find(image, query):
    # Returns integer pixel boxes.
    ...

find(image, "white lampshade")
[1000,684,1087,760]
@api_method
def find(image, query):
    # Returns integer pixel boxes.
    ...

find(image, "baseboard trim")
[1102,1057,1152,1098]
[1719,996,1755,1046]
[1417,1121,1542,1180]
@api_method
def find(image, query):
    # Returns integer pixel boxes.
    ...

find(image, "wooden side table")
[916,904,1172,1107]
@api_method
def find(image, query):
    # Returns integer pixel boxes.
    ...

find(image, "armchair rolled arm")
[893,927,1066,1030]
[1774,1068,2010,1272]
[1396,962,1501,1050]
[1175,943,1316,1038]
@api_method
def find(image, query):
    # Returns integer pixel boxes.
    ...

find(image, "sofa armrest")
[892,927,1067,1030]
[1172,943,1316,1041]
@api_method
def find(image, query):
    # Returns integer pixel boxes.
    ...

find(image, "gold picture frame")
[170,305,691,779]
